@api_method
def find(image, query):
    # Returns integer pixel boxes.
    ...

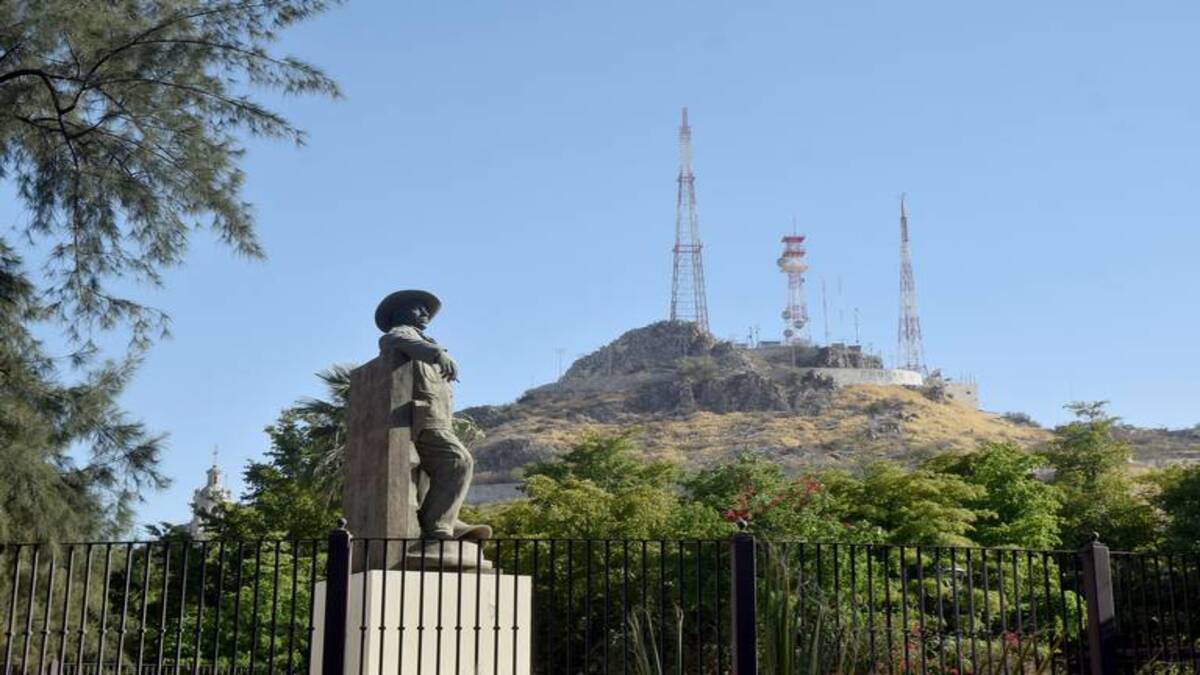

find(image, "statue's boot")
[453,520,493,541]
[404,537,493,570]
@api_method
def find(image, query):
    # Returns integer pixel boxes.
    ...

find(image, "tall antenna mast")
[669,107,710,334]
[897,194,925,371]
[821,278,831,344]
[777,229,810,344]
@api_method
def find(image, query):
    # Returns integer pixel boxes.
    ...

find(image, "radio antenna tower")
[897,194,925,371]
[669,107,710,333]
[777,229,810,344]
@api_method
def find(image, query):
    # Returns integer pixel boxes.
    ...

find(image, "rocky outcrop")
[563,321,720,380]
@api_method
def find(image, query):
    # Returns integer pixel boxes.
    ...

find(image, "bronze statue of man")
[374,290,491,543]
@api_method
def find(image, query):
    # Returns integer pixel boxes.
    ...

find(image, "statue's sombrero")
[374,289,442,332]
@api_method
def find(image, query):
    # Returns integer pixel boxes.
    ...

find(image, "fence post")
[1080,533,1117,675]
[730,531,758,675]
[321,519,353,675]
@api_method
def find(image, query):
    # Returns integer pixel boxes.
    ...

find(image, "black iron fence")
[0,528,1195,673]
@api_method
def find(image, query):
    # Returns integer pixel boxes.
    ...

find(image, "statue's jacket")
[378,325,454,432]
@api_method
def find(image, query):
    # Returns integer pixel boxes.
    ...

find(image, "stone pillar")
[345,350,422,570]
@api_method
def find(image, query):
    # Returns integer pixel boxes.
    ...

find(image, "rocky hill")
[461,322,1061,486]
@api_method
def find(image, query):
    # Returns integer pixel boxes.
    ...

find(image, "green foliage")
[1147,464,1200,551]
[930,441,1063,548]
[0,0,341,349]
[0,245,166,541]
[0,0,341,542]
[484,432,717,539]
[682,454,858,541]
[204,403,345,541]
[1046,402,1158,550]
[825,461,984,546]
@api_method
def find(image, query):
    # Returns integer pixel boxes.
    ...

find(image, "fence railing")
[0,528,1195,673]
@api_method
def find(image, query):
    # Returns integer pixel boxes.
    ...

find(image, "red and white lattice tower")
[669,107,710,334]
[897,194,925,372]
[778,234,810,344]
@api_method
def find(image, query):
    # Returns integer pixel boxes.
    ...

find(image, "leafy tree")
[480,432,718,539]
[1147,464,1200,551]
[824,461,984,546]
[0,0,341,349]
[0,0,341,540]
[681,454,860,542]
[523,430,678,492]
[0,245,165,541]
[1045,402,1157,549]
[928,441,1063,548]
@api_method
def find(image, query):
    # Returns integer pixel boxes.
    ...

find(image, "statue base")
[310,570,531,674]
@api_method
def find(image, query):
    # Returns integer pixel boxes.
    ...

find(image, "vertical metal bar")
[398,538,409,675]
[154,542,171,669]
[2,545,21,675]
[883,546,895,675]
[966,549,978,675]
[172,543,190,669]
[916,547,927,675]
[474,540,483,675]
[710,535,720,667]
[1055,552,1073,674]
[19,545,40,675]
[57,546,77,669]
[455,540,464,675]
[1151,554,1167,665]
[622,540,630,675]
[115,543,133,675]
[586,540,594,674]
[358,539,372,675]
[849,544,859,671]
[321,520,354,675]
[265,540,281,672]
[492,540,502,675]
[191,540,207,675]
[95,544,113,668]
[212,540,226,667]
[36,548,57,674]
[230,541,245,667]
[796,543,805,633]
[1039,552,1056,675]
[1026,550,1038,671]
[512,541,521,675]
[950,548,963,675]
[308,538,321,669]
[982,549,993,675]
[604,540,611,675]
[436,539,446,675]
[934,548,946,675]
[1175,553,1195,674]
[997,549,1009,675]
[900,546,911,675]
[567,540,575,672]
[1072,552,1088,671]
[833,543,843,665]
[247,540,262,673]
[1164,554,1182,665]
[377,540,389,675]
[659,540,667,673]
[1010,551,1022,657]
[547,539,556,672]
[729,533,757,675]
[867,545,877,670]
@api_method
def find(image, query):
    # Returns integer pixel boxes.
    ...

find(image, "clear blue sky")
[8,1,1200,528]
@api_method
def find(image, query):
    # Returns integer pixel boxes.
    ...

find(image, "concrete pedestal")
[310,570,532,674]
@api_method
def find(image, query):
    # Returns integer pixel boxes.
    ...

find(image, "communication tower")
[777,234,810,343]
[897,194,925,372]
[669,107,710,333]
